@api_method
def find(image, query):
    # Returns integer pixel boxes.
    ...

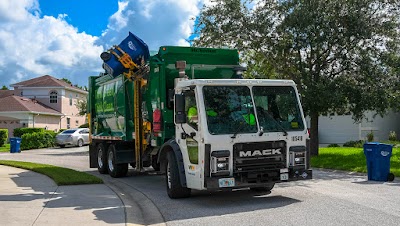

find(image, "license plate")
[219,178,235,187]
[280,173,289,181]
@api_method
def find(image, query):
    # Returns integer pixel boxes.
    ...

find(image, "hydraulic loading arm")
[111,45,150,171]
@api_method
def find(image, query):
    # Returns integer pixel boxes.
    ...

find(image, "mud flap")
[89,143,97,168]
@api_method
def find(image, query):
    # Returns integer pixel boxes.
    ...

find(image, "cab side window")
[185,90,198,130]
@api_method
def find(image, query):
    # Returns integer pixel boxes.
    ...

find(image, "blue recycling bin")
[363,142,393,181]
[101,32,150,77]
[10,137,22,153]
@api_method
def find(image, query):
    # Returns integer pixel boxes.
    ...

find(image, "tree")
[61,78,72,85]
[1,85,8,90]
[75,99,87,116]
[194,0,400,155]
[62,78,87,90]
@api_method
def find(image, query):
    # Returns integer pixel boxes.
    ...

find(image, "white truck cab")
[164,78,312,198]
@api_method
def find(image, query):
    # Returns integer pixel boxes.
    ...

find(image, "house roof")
[11,75,86,93]
[0,90,14,98]
[0,96,62,115]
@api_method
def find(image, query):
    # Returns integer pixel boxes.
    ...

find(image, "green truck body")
[89,46,240,167]
[89,46,239,139]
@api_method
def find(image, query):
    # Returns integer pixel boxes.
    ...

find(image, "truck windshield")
[203,86,257,135]
[252,86,304,132]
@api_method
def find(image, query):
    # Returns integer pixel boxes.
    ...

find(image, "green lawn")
[312,147,400,177]
[0,144,10,152]
[0,160,103,185]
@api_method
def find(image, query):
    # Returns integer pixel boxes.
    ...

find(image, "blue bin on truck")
[10,137,22,153]
[363,142,394,181]
[101,32,150,77]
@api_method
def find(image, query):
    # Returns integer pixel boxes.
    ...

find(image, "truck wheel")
[97,143,108,174]
[250,183,275,192]
[77,139,84,147]
[165,151,191,198]
[107,144,128,178]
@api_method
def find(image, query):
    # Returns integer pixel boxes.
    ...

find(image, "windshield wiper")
[262,111,288,136]
[231,121,246,139]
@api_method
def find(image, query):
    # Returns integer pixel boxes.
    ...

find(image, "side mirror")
[175,94,187,123]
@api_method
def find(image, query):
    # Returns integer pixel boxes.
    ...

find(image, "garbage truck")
[88,32,312,198]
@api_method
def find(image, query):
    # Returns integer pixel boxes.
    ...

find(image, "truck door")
[176,88,202,190]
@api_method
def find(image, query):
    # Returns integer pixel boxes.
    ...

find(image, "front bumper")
[55,139,74,145]
[289,168,313,181]
[205,168,312,190]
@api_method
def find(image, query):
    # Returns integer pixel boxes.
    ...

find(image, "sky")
[0,0,211,87]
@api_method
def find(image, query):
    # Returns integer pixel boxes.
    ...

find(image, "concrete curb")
[101,176,166,226]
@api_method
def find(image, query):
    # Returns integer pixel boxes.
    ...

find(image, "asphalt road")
[1,147,400,226]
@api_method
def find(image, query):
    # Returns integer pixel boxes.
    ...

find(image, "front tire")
[107,144,128,178]
[97,143,108,174]
[165,151,191,199]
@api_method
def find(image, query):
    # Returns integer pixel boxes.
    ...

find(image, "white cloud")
[0,0,208,87]
[100,0,203,50]
[202,0,218,7]
[0,1,104,86]
[0,0,40,22]
[108,1,134,31]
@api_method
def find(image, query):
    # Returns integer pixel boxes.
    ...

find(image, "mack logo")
[239,149,282,157]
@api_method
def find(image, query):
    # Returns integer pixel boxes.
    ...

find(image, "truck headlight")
[211,150,230,175]
[289,146,306,167]
[294,156,305,165]
[216,158,229,171]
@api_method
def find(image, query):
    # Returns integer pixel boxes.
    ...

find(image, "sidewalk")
[0,165,125,226]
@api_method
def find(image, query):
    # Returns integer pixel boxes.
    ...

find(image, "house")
[0,75,88,136]
[310,111,400,146]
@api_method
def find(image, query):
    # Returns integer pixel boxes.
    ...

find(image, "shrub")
[79,123,89,128]
[327,143,340,147]
[367,131,374,142]
[13,128,45,138]
[389,131,397,141]
[0,129,8,146]
[343,140,364,148]
[20,131,57,150]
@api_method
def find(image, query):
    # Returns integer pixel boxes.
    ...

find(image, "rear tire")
[97,143,108,174]
[165,151,191,198]
[250,183,275,192]
[58,145,65,148]
[107,144,128,178]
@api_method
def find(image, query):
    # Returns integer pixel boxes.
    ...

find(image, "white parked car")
[55,128,90,148]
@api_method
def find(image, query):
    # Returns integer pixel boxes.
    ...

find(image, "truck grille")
[233,141,286,174]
